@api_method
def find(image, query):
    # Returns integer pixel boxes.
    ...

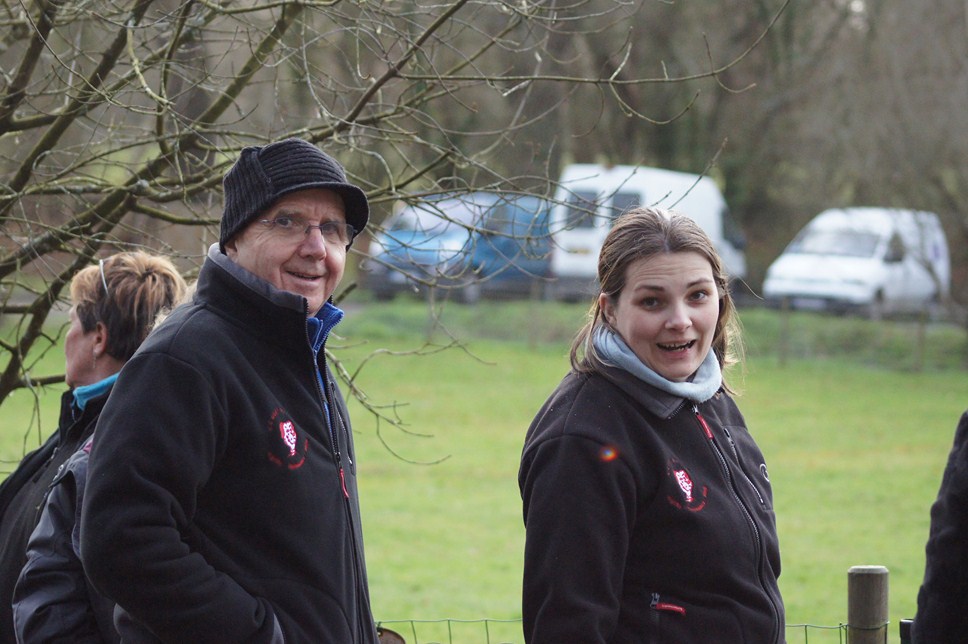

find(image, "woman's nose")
[665,302,692,330]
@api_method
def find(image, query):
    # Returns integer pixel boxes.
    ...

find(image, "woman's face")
[64,306,98,389]
[600,251,720,382]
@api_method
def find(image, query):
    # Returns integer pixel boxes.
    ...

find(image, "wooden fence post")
[847,565,889,644]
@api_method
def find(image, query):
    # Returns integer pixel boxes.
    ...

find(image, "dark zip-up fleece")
[519,366,784,643]
[912,410,968,643]
[13,438,119,643]
[0,389,108,644]
[80,247,378,644]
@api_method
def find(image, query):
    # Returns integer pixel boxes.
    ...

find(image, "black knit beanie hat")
[219,138,370,252]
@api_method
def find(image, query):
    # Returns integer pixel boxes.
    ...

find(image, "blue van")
[362,192,552,303]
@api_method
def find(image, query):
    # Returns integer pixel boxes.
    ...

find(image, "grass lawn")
[338,300,967,640]
[2,298,966,642]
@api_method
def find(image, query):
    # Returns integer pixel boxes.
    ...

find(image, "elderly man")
[80,139,379,643]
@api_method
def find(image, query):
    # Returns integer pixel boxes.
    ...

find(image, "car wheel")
[456,281,482,305]
[373,289,396,302]
[867,292,885,321]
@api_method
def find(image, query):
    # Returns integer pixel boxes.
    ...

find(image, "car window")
[788,229,881,258]
[563,190,599,230]
[389,198,480,235]
[609,191,641,220]
[481,202,514,235]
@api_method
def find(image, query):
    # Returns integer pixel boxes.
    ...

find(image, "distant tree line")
[0,0,964,408]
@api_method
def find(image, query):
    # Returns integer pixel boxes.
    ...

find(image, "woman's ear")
[92,321,110,357]
[599,293,615,327]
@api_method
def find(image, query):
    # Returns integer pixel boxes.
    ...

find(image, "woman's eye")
[690,290,710,302]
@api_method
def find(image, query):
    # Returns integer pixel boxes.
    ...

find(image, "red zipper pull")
[339,467,350,499]
[651,593,687,615]
[694,408,713,439]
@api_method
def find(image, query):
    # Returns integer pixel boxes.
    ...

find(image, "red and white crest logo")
[280,420,297,456]
[267,408,308,470]
[674,468,694,502]
[666,460,707,512]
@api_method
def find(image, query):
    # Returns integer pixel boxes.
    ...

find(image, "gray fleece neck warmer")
[592,326,722,403]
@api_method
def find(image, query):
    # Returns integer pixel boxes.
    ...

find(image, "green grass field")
[2,298,967,642]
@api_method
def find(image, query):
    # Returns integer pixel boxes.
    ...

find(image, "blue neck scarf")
[73,373,119,411]
[592,326,721,403]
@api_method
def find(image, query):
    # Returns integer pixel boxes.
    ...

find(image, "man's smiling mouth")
[289,271,321,280]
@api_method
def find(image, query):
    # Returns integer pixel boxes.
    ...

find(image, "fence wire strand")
[376,619,860,643]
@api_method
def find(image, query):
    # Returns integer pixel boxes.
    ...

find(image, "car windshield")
[389,198,480,236]
[787,229,881,258]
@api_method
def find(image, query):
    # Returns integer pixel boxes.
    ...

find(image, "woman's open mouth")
[658,340,696,352]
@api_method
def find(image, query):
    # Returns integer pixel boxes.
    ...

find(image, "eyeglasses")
[98,258,110,296]
[258,216,357,247]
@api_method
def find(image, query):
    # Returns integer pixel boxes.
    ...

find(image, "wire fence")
[375,619,873,644]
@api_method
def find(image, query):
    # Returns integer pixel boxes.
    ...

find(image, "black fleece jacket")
[80,248,377,644]
[13,438,119,644]
[0,389,108,644]
[913,410,968,643]
[519,366,784,643]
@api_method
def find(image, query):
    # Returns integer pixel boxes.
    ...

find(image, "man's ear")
[224,237,238,259]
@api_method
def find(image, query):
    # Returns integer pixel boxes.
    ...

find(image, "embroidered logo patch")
[267,407,308,470]
[666,459,707,512]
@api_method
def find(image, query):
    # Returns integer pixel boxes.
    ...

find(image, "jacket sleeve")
[913,411,968,642]
[12,457,105,644]
[519,429,638,643]
[79,353,280,644]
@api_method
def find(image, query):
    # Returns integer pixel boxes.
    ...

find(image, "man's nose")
[298,226,329,255]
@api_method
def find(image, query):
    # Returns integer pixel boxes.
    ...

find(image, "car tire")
[867,291,885,321]
[373,289,396,302]
[456,281,482,305]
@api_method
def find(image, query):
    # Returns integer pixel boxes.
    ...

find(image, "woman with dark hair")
[519,207,785,642]
[0,251,186,644]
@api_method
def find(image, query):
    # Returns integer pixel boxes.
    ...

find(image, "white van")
[762,207,951,318]
[548,163,747,301]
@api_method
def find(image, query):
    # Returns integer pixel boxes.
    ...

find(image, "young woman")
[519,207,785,642]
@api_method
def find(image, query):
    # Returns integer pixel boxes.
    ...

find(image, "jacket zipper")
[693,404,781,643]
[314,331,371,642]
[721,427,765,505]
[310,323,348,499]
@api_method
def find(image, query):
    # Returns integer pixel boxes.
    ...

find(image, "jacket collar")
[207,244,307,314]
[59,385,112,429]
[597,365,707,420]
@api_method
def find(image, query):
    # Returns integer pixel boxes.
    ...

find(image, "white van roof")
[555,164,727,237]
[806,207,940,233]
